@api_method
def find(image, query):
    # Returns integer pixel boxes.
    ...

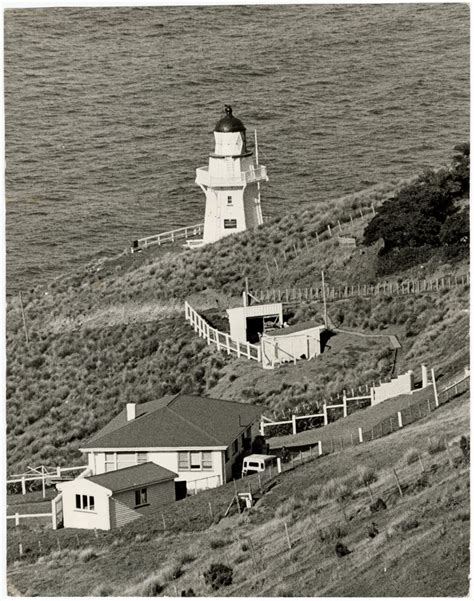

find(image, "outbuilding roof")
[81,394,263,450]
[86,462,177,493]
[265,322,325,337]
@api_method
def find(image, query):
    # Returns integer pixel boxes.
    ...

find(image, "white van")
[241,454,277,477]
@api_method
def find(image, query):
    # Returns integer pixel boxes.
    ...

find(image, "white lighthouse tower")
[192,106,268,247]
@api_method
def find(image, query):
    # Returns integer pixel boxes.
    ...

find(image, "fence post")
[318,441,322,456]
[15,513,20,526]
[431,368,439,407]
[323,404,328,426]
[343,391,347,417]
[392,468,403,497]
[277,458,282,473]
[397,411,403,428]
[292,414,297,435]
[21,476,26,495]
[358,427,363,443]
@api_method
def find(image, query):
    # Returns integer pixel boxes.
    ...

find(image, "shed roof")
[264,322,325,337]
[81,394,263,450]
[86,462,177,493]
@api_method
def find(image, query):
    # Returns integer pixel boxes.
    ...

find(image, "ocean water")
[5,4,469,294]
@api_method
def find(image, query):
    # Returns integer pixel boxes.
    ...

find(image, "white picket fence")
[184,302,261,362]
[7,512,53,527]
[131,223,204,253]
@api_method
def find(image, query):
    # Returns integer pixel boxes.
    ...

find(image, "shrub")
[209,538,230,550]
[203,563,233,590]
[428,437,445,455]
[459,435,470,463]
[403,448,420,466]
[355,465,378,487]
[395,518,420,532]
[135,573,164,596]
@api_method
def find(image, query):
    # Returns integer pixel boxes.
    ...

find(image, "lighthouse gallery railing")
[195,166,268,188]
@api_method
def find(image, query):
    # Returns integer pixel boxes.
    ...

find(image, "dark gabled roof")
[81,394,263,450]
[86,462,177,493]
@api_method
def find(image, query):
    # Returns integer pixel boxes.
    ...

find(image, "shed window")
[75,494,95,511]
[227,196,233,205]
[224,219,237,229]
[135,488,148,507]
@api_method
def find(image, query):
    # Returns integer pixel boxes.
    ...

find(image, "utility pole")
[321,271,328,328]
[19,292,29,345]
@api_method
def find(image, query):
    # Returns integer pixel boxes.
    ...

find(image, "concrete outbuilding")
[261,322,326,369]
[227,302,283,344]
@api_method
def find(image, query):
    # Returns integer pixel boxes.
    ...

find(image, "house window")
[117,452,136,470]
[227,195,233,205]
[104,452,148,472]
[105,452,116,473]
[178,452,190,470]
[224,219,237,229]
[75,494,95,511]
[137,452,148,464]
[232,439,239,455]
[135,488,148,507]
[190,452,201,470]
[202,452,213,471]
[178,451,213,471]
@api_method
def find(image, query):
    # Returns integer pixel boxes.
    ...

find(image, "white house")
[80,393,264,493]
[55,462,177,531]
[190,105,268,248]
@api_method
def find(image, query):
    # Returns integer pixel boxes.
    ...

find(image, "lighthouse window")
[224,219,237,229]
[227,196,233,205]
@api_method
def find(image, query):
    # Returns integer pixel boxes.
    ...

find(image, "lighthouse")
[192,106,268,247]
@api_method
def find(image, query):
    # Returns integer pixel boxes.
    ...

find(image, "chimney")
[126,403,136,421]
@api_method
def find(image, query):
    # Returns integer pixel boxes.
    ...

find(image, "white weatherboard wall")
[109,480,176,529]
[372,371,414,405]
[56,478,111,530]
[87,450,225,491]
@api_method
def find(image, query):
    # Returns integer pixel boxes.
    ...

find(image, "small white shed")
[226,303,283,344]
[261,322,326,369]
[56,462,177,530]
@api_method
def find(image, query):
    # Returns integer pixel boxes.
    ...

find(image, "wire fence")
[251,273,469,305]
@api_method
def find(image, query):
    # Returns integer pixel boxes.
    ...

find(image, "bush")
[459,435,470,463]
[209,538,230,550]
[355,465,378,487]
[403,448,420,466]
[203,563,233,590]
[428,437,445,455]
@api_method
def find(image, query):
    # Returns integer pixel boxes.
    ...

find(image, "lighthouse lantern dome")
[214,105,246,133]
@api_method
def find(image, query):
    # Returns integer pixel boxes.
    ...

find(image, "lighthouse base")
[186,239,206,250]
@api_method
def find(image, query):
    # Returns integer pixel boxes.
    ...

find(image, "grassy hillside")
[6,166,469,472]
[7,392,469,596]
